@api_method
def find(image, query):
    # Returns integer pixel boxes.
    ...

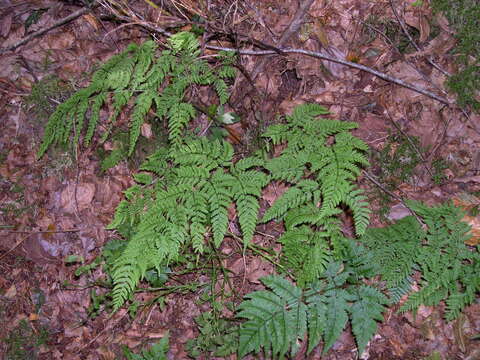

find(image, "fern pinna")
[107,138,269,310]
[360,201,480,321]
[237,244,387,359]
[260,103,371,284]
[37,32,236,158]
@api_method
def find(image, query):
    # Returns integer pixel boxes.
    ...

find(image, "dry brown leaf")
[452,194,480,246]
[4,284,17,299]
[0,12,13,38]
[59,182,96,214]
[262,181,288,207]
[141,122,152,139]
[82,13,100,31]
[312,20,329,47]
[389,336,406,357]
[418,16,430,42]
[44,30,75,50]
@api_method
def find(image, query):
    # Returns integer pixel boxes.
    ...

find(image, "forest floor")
[0,0,479,359]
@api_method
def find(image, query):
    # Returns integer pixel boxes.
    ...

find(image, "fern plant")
[105,103,372,310]
[123,333,169,360]
[360,200,480,321]
[237,242,387,359]
[260,103,371,285]
[37,32,236,158]
[107,137,269,310]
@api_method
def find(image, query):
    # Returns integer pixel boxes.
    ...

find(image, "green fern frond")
[238,256,387,358]
[38,32,235,158]
[173,137,233,169]
[107,137,268,310]
[361,201,479,321]
[350,286,388,355]
[322,288,351,354]
[214,78,230,104]
[205,178,232,248]
[129,91,154,155]
[236,195,260,246]
[265,153,309,182]
[168,31,200,55]
[262,180,318,223]
[168,102,196,145]
[237,275,306,359]
[261,104,370,239]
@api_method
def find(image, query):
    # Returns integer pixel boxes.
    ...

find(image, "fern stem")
[228,231,285,270]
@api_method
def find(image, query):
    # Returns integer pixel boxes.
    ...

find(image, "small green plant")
[4,319,50,360]
[430,0,480,111]
[122,333,169,360]
[37,32,236,158]
[38,29,479,358]
[361,16,420,54]
[23,75,74,123]
[369,132,448,216]
[107,136,269,310]
[106,103,370,311]
[260,104,371,285]
[360,201,480,320]
[186,312,239,358]
[237,254,387,358]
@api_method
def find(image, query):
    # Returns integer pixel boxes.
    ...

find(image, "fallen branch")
[0,5,95,53]
[131,20,451,106]
[250,0,315,80]
[206,45,451,105]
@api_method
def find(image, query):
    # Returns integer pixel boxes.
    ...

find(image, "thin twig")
[136,19,451,105]
[0,234,31,261]
[250,0,315,80]
[363,171,425,226]
[389,0,450,77]
[0,5,96,53]
[0,229,81,233]
[208,45,452,105]
[384,107,434,179]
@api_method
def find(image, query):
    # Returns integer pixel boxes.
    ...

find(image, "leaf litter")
[0,0,479,359]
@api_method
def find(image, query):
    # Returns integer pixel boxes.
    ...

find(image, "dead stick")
[250,0,315,80]
[0,6,94,53]
[0,229,80,233]
[363,171,425,226]
[207,45,451,105]
[138,19,451,105]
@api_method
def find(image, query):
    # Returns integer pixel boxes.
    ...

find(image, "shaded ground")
[0,0,479,359]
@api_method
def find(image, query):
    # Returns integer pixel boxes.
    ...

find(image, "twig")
[0,229,80,233]
[363,171,425,226]
[97,9,453,106]
[207,45,452,105]
[250,0,316,80]
[137,19,450,105]
[0,5,95,53]
[0,234,31,261]
[384,107,434,179]
[389,0,450,77]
